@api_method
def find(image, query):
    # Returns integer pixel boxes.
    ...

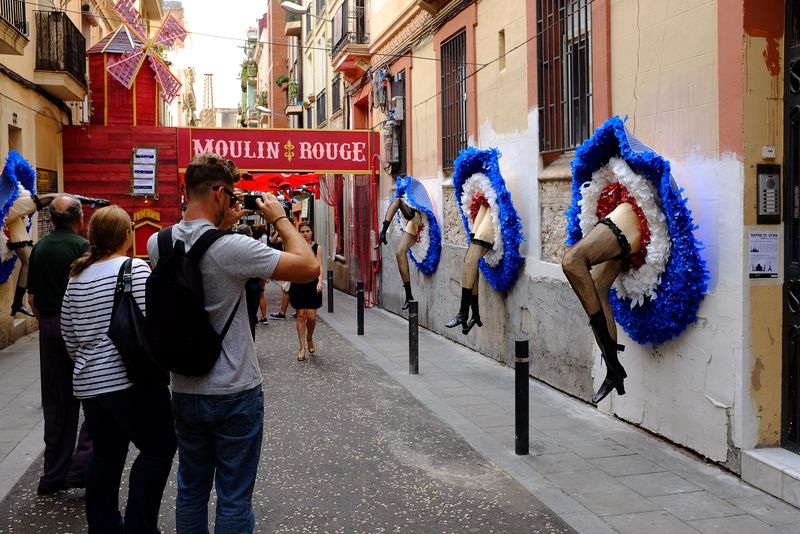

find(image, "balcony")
[34,11,86,101]
[331,0,369,83]
[0,0,29,55]
[284,11,301,37]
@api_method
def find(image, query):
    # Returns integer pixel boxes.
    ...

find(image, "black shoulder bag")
[108,258,168,385]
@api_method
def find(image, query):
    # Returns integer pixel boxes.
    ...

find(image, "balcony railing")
[35,11,86,85]
[316,88,327,126]
[331,0,368,58]
[1,0,27,36]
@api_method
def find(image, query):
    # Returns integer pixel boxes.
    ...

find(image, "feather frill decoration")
[566,116,709,345]
[0,151,36,284]
[452,147,524,292]
[393,176,442,276]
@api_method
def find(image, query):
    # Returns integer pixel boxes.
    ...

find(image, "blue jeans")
[172,385,264,534]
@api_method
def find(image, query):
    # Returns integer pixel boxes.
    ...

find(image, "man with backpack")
[146,153,319,533]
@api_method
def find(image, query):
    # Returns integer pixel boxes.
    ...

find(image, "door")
[783,0,800,453]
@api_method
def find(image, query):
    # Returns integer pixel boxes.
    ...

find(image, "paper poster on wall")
[749,231,779,279]
[131,147,158,196]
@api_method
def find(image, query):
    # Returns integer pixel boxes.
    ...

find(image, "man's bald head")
[50,195,83,230]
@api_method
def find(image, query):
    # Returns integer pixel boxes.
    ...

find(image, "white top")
[61,257,150,399]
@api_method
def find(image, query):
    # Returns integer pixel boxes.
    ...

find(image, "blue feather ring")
[393,176,442,276]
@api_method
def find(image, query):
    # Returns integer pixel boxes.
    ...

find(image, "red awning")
[238,172,321,194]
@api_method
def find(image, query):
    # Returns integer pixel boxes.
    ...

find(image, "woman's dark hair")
[70,206,131,277]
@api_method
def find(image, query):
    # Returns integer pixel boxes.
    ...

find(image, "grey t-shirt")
[147,219,281,395]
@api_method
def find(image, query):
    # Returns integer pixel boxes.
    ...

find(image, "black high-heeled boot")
[402,282,414,310]
[588,311,626,403]
[374,220,390,249]
[445,287,471,329]
[11,286,33,317]
[463,294,483,334]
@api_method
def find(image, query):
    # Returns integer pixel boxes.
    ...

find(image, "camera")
[243,194,262,210]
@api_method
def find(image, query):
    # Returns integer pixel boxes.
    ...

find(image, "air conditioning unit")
[383,120,400,164]
[392,96,404,121]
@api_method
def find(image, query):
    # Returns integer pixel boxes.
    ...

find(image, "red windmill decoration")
[105,0,187,104]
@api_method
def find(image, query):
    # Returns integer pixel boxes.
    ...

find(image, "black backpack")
[146,227,241,376]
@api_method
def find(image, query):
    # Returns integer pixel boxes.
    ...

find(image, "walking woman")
[289,222,323,361]
[61,206,176,533]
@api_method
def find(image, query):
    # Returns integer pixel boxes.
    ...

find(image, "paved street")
[1,285,800,532]
[0,286,572,533]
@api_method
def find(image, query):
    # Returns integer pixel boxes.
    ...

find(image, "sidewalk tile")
[688,514,781,533]
[727,495,800,525]
[559,511,618,534]
[617,472,702,497]
[443,395,487,407]
[571,439,633,459]
[455,403,506,418]
[467,413,515,428]
[523,452,595,474]
[589,454,663,477]
[651,491,743,521]
[529,415,583,431]
[603,510,700,534]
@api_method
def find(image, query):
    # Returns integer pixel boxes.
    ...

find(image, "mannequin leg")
[12,246,33,317]
[561,224,628,402]
[445,242,491,330]
[396,231,417,309]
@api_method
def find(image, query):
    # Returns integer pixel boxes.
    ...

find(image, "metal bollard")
[515,339,529,456]
[327,270,334,313]
[356,281,364,335]
[408,300,418,374]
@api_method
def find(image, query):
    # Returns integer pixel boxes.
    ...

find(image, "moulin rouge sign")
[177,128,379,173]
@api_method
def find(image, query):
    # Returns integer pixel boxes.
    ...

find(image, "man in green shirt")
[27,195,93,495]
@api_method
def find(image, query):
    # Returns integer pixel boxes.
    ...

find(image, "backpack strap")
[157,227,174,259]
[186,228,232,263]
[219,297,241,340]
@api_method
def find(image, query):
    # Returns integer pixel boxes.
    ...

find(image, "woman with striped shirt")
[61,206,176,533]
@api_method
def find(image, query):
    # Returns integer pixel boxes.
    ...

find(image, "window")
[332,74,342,114]
[316,0,325,16]
[390,70,407,176]
[36,169,57,238]
[440,29,467,170]
[316,88,327,125]
[536,0,592,153]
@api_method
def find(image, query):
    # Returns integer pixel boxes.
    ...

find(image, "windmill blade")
[148,55,182,104]
[106,48,147,89]
[152,13,187,49]
[112,0,148,41]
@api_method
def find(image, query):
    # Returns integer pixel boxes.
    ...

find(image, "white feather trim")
[578,157,671,307]
[459,173,504,267]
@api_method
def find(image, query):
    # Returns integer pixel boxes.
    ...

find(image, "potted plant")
[302,99,311,110]
[275,75,289,88]
[287,81,298,102]
[307,93,316,104]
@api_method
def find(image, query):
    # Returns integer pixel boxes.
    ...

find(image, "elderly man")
[28,195,93,495]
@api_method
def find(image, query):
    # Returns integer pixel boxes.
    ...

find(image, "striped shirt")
[61,256,150,399]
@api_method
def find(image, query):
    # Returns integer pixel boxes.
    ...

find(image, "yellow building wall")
[474,0,529,135]
[610,0,719,159]
[743,26,784,446]
[410,37,438,180]
[369,0,416,50]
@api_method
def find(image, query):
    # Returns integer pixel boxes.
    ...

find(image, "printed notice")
[749,231,779,279]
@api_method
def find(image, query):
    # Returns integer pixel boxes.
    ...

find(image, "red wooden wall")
[89,54,159,127]
[62,125,182,246]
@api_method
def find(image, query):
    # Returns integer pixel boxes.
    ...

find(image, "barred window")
[440,29,467,171]
[332,74,342,114]
[537,0,592,153]
[35,168,58,237]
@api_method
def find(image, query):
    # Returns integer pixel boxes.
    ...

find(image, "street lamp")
[280,1,331,21]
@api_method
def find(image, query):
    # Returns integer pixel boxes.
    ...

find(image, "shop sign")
[177,128,379,174]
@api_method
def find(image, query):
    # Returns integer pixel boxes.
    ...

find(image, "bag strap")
[113,258,134,302]
[157,227,174,259]
[186,228,232,263]
[219,297,241,340]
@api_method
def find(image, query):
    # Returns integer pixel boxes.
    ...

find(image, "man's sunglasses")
[212,185,238,208]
